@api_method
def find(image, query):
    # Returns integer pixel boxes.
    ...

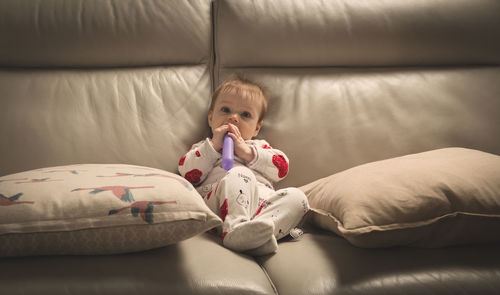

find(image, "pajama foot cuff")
[223,219,274,252]
[245,235,278,256]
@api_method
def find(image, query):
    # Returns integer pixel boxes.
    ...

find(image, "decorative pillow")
[0,164,221,257]
[300,148,500,248]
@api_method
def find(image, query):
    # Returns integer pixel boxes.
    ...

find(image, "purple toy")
[222,133,234,170]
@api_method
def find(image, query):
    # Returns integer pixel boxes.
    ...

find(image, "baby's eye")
[221,107,230,113]
[241,112,252,118]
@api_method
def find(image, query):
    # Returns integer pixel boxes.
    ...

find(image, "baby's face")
[208,92,264,140]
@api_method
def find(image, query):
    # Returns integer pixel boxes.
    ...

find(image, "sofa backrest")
[2,0,500,189]
[0,0,213,176]
[214,0,500,187]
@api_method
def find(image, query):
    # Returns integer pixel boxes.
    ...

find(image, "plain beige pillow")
[300,148,500,248]
[0,164,221,257]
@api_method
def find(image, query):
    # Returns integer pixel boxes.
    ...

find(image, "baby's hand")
[227,124,254,163]
[210,124,229,152]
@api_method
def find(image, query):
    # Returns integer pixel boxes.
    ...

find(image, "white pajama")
[205,166,309,239]
[178,138,309,254]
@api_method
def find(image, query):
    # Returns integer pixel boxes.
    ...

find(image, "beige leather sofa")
[1,0,500,294]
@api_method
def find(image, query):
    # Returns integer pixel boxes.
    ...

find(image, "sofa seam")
[210,0,218,94]
[255,258,279,295]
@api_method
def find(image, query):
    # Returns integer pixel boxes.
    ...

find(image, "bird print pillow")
[0,164,222,257]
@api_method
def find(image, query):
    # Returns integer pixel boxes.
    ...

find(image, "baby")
[178,75,309,256]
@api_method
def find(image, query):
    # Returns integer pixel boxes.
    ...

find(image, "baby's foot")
[245,235,278,256]
[223,219,274,252]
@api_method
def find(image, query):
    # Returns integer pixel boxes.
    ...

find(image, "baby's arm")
[178,139,221,185]
[248,140,290,183]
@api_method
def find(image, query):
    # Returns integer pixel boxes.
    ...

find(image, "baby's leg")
[254,186,310,241]
[205,166,274,251]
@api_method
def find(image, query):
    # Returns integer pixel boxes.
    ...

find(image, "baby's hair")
[210,74,269,122]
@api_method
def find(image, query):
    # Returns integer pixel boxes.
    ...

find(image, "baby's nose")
[228,114,239,123]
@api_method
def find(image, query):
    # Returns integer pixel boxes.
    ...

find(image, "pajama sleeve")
[248,139,290,183]
[178,139,221,185]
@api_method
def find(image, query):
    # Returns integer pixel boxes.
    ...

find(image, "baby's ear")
[207,110,213,127]
[254,120,263,136]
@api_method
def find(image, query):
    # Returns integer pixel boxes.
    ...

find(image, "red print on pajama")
[185,169,202,184]
[220,198,228,221]
[272,155,289,178]
[178,155,186,166]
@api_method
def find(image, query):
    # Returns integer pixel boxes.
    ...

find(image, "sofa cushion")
[0,164,221,257]
[0,0,212,67]
[300,148,500,247]
[216,68,500,189]
[215,0,500,67]
[0,66,212,177]
[0,233,277,295]
[257,225,500,295]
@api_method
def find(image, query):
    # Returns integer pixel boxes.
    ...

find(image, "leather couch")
[1,0,500,294]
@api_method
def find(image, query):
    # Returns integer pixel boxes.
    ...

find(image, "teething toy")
[222,133,234,170]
